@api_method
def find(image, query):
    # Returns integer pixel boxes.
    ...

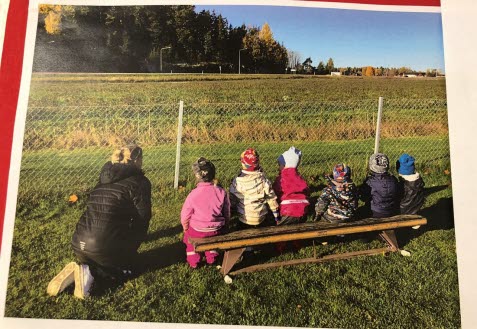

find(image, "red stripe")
[0,0,29,251]
[300,0,440,6]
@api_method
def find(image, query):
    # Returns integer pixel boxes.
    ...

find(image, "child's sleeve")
[180,194,194,231]
[263,178,279,219]
[222,191,231,222]
[358,178,371,203]
[315,188,331,218]
[229,179,239,209]
[348,185,359,216]
[272,176,283,201]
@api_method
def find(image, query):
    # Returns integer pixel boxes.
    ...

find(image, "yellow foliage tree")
[258,22,274,44]
[39,5,75,35]
[365,66,375,77]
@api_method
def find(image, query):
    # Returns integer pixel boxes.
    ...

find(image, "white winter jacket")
[229,170,279,225]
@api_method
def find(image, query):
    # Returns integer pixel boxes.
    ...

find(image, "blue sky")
[195,5,445,72]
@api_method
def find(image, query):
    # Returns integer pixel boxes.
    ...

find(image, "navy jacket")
[360,172,399,218]
[72,162,152,257]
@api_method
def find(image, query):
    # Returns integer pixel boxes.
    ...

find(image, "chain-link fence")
[18,98,449,201]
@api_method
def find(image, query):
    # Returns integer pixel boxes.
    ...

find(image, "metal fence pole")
[174,101,184,189]
[148,108,151,141]
[374,96,384,154]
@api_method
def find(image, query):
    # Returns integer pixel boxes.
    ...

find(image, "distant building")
[331,72,341,76]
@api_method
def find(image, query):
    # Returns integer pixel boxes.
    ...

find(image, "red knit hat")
[241,148,260,171]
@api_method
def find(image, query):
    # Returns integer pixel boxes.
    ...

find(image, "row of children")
[180,147,425,268]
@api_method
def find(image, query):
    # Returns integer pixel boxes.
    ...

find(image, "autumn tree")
[39,5,75,34]
[242,23,287,73]
[364,66,374,77]
[325,57,334,74]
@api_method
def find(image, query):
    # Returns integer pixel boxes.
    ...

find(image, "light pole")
[238,48,247,74]
[160,46,171,72]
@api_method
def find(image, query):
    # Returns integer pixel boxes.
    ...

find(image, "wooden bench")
[189,214,427,277]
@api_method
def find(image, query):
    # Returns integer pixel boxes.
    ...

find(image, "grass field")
[5,74,459,328]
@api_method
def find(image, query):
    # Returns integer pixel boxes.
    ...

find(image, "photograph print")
[2,1,459,328]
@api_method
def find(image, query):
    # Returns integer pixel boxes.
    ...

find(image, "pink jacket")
[273,168,309,218]
[181,182,230,232]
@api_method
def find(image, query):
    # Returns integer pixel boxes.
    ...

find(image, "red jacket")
[273,168,309,218]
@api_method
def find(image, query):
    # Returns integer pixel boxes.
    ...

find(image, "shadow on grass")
[145,225,183,242]
[137,241,185,272]
[424,184,450,197]
[397,196,454,248]
[90,240,185,296]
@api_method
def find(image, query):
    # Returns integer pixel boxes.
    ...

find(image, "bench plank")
[190,215,426,252]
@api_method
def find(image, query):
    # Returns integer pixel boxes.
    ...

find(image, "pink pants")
[183,227,222,268]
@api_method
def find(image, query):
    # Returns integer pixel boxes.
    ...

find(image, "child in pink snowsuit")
[273,146,309,253]
[273,146,310,224]
[181,157,230,268]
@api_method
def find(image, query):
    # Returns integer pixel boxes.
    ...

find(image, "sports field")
[5,74,459,328]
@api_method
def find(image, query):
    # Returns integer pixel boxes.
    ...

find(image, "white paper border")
[2,1,475,328]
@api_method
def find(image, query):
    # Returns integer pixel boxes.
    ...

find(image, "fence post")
[374,96,384,154]
[174,101,184,189]
[137,111,140,138]
[148,107,151,141]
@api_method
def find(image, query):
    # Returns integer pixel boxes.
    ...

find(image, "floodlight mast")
[160,46,171,72]
[239,48,247,74]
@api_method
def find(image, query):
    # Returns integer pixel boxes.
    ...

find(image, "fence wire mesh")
[18,99,449,201]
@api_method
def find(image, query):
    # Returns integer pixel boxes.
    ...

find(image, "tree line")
[34,5,287,73]
[35,5,436,76]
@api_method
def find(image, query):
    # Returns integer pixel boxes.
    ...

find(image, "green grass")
[28,73,447,106]
[6,176,458,327]
[5,74,458,327]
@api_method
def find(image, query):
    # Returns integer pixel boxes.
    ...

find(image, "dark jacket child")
[181,157,230,268]
[396,153,425,214]
[315,164,358,223]
[359,153,399,218]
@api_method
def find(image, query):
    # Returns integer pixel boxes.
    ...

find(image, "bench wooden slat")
[190,215,426,252]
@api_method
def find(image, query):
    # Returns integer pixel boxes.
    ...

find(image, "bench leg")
[379,230,399,251]
[221,248,246,276]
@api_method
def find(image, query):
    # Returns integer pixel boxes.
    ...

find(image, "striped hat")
[241,148,260,171]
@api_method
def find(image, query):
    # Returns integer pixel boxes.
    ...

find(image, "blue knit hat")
[397,154,415,175]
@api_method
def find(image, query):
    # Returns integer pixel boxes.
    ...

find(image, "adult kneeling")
[47,144,152,299]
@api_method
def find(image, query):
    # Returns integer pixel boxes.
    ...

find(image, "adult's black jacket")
[71,162,152,259]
